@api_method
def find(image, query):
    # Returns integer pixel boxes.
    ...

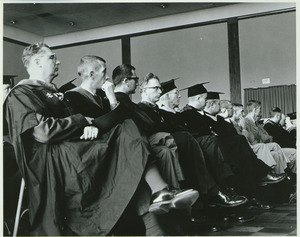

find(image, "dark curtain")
[244,84,296,118]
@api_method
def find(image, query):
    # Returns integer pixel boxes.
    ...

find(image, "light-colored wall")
[3,26,43,84]
[3,41,29,84]
[131,22,230,107]
[53,40,122,88]
[239,11,296,104]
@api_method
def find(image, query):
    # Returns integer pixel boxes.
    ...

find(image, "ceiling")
[4,3,234,37]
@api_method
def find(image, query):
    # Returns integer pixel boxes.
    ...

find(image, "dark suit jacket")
[64,87,126,134]
[158,108,187,132]
[137,102,174,134]
[180,105,212,136]
[213,115,239,137]
[115,92,157,135]
[264,120,296,148]
[180,105,239,137]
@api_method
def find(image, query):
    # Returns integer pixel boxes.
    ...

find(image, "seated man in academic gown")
[3,43,198,236]
[264,107,296,148]
[111,65,185,191]
[180,85,286,207]
[112,65,248,224]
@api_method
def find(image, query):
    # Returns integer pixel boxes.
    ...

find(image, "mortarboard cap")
[180,82,209,97]
[287,112,296,120]
[161,78,179,95]
[3,75,17,86]
[58,78,77,93]
[206,91,224,100]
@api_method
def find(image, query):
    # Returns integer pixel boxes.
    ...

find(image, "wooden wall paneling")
[122,36,131,65]
[227,17,242,103]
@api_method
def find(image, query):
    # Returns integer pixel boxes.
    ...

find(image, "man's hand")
[238,117,246,129]
[287,126,296,132]
[80,126,99,140]
[101,81,118,106]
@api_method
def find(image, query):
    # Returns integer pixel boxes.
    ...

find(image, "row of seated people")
[218,101,296,177]
[3,42,294,236]
[263,107,296,149]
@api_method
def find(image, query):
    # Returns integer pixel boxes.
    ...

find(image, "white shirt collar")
[159,104,176,113]
[205,112,217,121]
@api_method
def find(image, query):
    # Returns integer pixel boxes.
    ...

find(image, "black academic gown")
[115,92,157,135]
[181,105,271,197]
[264,120,296,148]
[137,102,217,195]
[115,92,185,191]
[4,79,149,236]
[159,108,234,187]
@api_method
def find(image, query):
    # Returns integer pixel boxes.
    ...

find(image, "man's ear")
[90,71,94,78]
[34,58,40,67]
[221,107,226,113]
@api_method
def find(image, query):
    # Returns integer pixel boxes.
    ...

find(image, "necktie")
[153,104,164,123]
[93,94,103,108]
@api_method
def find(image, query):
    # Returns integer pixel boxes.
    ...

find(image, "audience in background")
[264,107,296,148]
[244,100,296,175]
[225,101,288,175]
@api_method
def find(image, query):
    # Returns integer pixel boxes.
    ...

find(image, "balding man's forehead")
[148,78,160,85]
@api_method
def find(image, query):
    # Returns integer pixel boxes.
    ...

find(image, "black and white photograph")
[2,1,297,236]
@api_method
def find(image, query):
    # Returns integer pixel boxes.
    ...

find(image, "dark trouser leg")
[171,131,218,196]
[195,135,234,187]
[151,145,183,189]
[217,135,271,197]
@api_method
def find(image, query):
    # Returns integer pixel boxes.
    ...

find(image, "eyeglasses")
[143,86,162,91]
[49,54,57,60]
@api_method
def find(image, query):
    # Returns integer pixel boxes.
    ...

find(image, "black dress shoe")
[149,187,199,214]
[260,173,287,186]
[247,198,273,210]
[208,190,248,208]
[224,187,245,199]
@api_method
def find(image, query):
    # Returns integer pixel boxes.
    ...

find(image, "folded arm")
[32,113,89,143]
